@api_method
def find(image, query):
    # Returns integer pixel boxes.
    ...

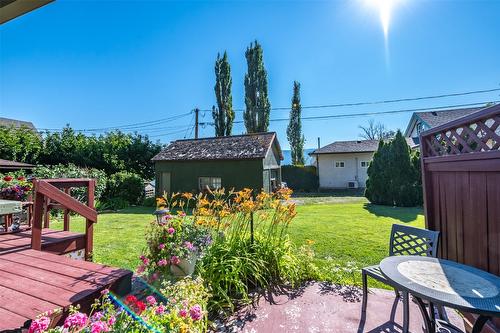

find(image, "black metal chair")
[361,224,440,333]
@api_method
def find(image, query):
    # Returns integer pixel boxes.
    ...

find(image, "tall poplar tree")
[244,40,271,133]
[212,51,234,136]
[286,81,305,165]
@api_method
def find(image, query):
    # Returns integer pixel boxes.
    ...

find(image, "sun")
[366,0,400,39]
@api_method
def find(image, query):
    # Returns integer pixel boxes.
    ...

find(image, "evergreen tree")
[365,131,422,207]
[286,81,305,165]
[212,52,234,136]
[244,40,271,133]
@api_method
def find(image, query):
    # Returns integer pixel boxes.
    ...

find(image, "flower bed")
[0,174,32,201]
[29,188,317,332]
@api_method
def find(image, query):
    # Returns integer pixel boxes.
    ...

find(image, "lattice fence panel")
[423,114,500,157]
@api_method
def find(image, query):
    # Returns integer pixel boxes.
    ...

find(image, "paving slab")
[219,282,465,333]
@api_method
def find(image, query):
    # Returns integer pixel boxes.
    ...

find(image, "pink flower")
[190,304,203,321]
[164,214,173,220]
[178,308,188,318]
[167,227,175,234]
[170,255,180,265]
[157,259,168,266]
[137,264,146,274]
[156,305,165,315]
[90,321,110,333]
[151,272,160,281]
[146,295,157,305]
[100,289,109,296]
[158,243,165,250]
[184,241,194,251]
[108,316,116,326]
[64,312,88,329]
[178,212,186,217]
[91,311,103,321]
[140,255,150,265]
[29,316,50,333]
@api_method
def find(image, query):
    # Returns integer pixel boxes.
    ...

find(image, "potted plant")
[0,175,32,201]
[140,194,212,281]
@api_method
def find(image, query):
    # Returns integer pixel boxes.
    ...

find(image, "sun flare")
[366,0,400,39]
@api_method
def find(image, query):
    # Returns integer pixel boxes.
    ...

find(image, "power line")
[199,87,500,113]
[148,127,194,138]
[199,101,498,126]
[38,111,193,133]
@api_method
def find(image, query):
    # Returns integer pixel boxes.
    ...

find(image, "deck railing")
[31,178,97,260]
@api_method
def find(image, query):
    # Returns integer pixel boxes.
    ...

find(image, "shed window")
[198,177,222,191]
[335,161,345,168]
[360,161,370,168]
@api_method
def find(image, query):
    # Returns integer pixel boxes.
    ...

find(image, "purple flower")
[184,241,194,251]
[158,243,165,250]
[189,304,203,321]
[167,227,175,235]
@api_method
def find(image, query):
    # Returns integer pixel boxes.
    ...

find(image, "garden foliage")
[0,125,162,180]
[365,131,422,207]
[104,171,145,207]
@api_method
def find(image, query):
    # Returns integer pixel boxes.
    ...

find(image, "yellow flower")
[182,192,193,200]
[306,239,315,245]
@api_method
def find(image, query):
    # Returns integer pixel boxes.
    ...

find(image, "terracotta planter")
[170,253,198,277]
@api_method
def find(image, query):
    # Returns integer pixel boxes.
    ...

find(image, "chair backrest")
[389,224,440,257]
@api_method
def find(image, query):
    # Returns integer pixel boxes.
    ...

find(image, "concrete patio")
[218,282,465,333]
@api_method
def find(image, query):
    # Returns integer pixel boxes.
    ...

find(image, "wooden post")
[63,187,70,231]
[85,179,95,261]
[194,108,199,139]
[43,196,50,228]
[31,182,44,251]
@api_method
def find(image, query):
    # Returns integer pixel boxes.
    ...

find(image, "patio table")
[380,256,500,333]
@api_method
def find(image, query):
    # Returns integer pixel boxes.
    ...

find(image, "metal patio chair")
[361,224,440,333]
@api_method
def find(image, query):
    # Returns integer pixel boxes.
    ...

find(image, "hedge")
[281,165,318,192]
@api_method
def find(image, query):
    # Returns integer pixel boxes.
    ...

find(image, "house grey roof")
[0,159,35,170]
[152,132,283,161]
[0,117,37,131]
[415,107,483,129]
[311,138,417,155]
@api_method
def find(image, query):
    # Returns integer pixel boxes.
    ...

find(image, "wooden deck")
[0,230,132,331]
[0,229,86,255]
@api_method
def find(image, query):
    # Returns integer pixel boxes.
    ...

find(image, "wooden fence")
[420,104,500,274]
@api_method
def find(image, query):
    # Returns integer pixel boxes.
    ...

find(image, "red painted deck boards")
[0,231,132,331]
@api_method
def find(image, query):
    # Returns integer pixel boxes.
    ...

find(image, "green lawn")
[51,197,424,285]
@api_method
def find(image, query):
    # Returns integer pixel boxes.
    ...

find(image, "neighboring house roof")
[0,159,35,170]
[152,132,283,162]
[0,117,37,131]
[1,0,54,25]
[311,138,417,155]
[404,106,485,137]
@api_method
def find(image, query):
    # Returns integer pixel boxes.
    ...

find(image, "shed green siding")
[155,159,264,194]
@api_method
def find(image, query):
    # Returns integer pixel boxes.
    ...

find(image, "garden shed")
[152,132,283,195]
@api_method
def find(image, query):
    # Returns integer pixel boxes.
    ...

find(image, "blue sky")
[1,0,499,149]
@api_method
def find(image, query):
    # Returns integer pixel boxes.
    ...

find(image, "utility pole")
[194,108,199,139]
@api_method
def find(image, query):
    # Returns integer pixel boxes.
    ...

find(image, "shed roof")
[152,132,283,162]
[311,138,417,155]
[0,159,35,170]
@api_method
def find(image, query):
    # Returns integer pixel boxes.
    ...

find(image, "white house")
[311,139,416,189]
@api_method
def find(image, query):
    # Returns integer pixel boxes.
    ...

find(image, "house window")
[198,177,222,191]
[335,161,345,168]
[360,161,370,168]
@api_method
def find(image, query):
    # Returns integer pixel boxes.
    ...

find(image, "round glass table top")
[380,256,500,316]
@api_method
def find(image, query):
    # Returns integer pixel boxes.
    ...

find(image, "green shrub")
[32,164,107,201]
[281,165,318,192]
[143,196,157,207]
[104,171,144,205]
